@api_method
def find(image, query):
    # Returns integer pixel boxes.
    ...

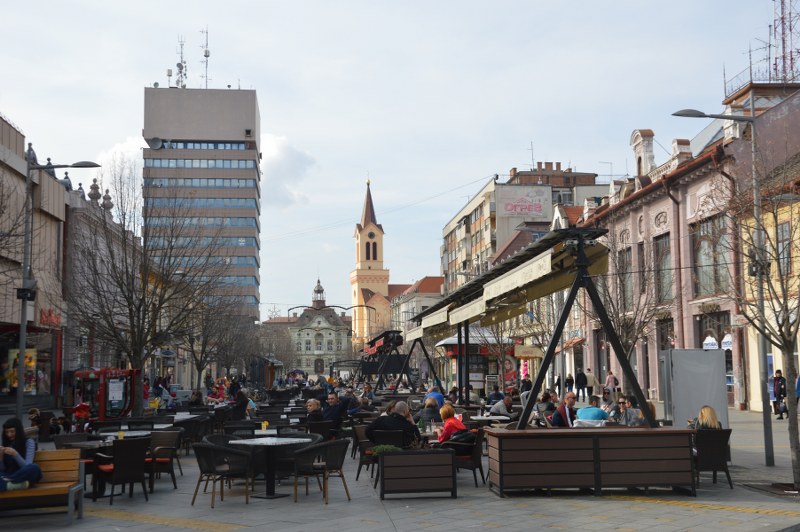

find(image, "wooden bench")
[485,427,695,497]
[379,449,457,499]
[0,449,84,524]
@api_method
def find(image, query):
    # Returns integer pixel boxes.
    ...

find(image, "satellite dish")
[146,137,163,150]
[153,82,159,88]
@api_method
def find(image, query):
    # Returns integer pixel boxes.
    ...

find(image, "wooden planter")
[485,427,695,497]
[379,449,457,499]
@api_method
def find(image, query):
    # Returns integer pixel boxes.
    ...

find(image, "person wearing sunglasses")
[615,395,643,426]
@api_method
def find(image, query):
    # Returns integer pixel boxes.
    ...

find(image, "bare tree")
[66,155,229,415]
[259,325,296,375]
[215,317,260,379]
[717,148,800,488]
[579,223,668,394]
[0,170,26,291]
[469,321,517,393]
[174,293,240,391]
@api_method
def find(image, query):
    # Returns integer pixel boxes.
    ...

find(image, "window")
[777,222,791,275]
[638,242,646,294]
[366,242,371,260]
[372,242,377,261]
[617,247,633,312]
[315,334,323,351]
[327,340,334,351]
[692,217,728,297]
[304,340,311,352]
[654,233,672,302]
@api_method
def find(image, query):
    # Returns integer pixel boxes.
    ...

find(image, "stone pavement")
[2,407,800,531]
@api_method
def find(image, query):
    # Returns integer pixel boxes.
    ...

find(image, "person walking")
[575,369,587,402]
[585,368,599,397]
[605,370,620,397]
[565,374,575,393]
[773,370,787,419]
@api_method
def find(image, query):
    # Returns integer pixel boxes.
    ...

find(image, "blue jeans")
[0,463,42,490]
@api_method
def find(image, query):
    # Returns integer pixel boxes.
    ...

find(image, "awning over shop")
[555,337,584,353]
[514,345,543,359]
[421,305,450,329]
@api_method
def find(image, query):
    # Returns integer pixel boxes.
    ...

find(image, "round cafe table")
[230,437,312,498]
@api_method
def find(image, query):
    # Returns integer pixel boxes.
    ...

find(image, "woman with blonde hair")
[435,403,466,443]
[690,405,722,430]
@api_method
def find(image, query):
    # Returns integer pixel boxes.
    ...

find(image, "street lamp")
[673,103,774,466]
[17,143,99,420]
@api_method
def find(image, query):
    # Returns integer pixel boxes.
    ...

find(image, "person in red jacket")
[435,403,466,443]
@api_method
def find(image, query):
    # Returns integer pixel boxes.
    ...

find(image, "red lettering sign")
[39,308,62,328]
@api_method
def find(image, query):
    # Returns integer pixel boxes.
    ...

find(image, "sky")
[2,1,776,320]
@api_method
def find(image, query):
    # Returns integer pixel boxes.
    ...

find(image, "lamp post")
[17,143,99,420]
[673,103,774,466]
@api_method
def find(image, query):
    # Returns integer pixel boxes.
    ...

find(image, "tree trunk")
[132,360,145,417]
[782,347,800,489]
[196,366,204,392]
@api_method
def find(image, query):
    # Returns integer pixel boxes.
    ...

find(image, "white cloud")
[260,133,316,207]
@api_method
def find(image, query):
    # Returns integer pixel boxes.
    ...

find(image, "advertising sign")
[495,185,552,222]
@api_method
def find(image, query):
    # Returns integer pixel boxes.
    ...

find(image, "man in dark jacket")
[575,369,587,402]
[323,392,349,430]
[365,401,420,448]
[551,392,577,427]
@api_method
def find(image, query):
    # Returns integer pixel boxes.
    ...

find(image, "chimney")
[509,167,517,178]
[672,139,693,164]
[545,162,553,171]
[537,161,543,171]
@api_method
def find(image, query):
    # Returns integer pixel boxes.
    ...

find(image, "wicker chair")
[191,442,252,508]
[291,439,351,504]
[93,437,152,505]
[146,430,180,493]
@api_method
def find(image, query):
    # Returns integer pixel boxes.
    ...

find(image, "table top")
[230,437,312,447]
[254,429,279,436]
[63,440,113,450]
[109,430,151,439]
[472,415,510,422]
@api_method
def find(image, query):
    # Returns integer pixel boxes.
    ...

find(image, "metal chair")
[352,424,375,481]
[93,437,152,505]
[223,421,256,439]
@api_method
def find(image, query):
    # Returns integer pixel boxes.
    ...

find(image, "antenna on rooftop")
[200,26,211,89]
[176,36,188,89]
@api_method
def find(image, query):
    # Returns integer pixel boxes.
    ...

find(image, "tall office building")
[142,87,261,320]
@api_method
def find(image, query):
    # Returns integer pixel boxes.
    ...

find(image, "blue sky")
[2,1,775,319]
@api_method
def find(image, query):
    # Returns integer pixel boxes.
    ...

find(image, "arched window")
[372,242,377,261]
[366,242,371,260]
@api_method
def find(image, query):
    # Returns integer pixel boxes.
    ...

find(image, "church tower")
[350,180,390,350]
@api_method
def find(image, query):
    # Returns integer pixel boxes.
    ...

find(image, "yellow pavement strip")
[85,508,247,531]
[607,495,800,517]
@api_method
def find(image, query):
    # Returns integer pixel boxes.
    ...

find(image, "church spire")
[360,179,378,228]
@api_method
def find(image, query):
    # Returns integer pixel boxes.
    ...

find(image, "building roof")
[356,181,383,233]
[388,284,412,299]
[562,206,584,226]
[401,276,444,296]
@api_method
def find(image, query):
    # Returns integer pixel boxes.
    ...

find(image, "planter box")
[379,449,457,499]
[485,427,695,497]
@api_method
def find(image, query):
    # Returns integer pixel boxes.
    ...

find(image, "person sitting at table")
[189,390,205,406]
[486,386,505,406]
[435,403,467,444]
[323,392,349,431]
[413,397,443,424]
[0,417,42,491]
[633,401,657,426]
[306,398,324,423]
[365,401,420,449]
[447,387,459,404]
[424,386,445,408]
[615,395,642,426]
[206,388,224,405]
[489,396,519,421]
[360,383,375,401]
[230,390,249,421]
[576,395,609,421]
[245,391,258,419]
[688,405,722,430]
[551,392,578,427]
[380,400,397,417]
[532,390,556,421]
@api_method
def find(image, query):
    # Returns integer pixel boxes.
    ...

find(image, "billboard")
[495,185,552,222]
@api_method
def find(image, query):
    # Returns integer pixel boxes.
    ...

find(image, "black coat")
[365,413,421,448]
[575,371,587,388]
